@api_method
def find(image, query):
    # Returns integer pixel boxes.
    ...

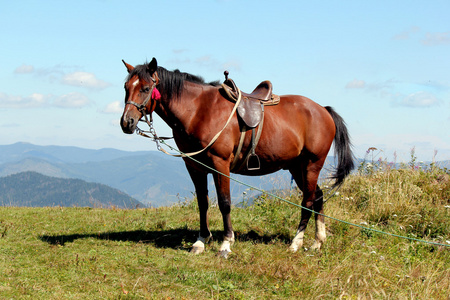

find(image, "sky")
[1,0,449,163]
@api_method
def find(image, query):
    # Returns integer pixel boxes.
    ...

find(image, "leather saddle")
[221,71,280,128]
[221,71,280,171]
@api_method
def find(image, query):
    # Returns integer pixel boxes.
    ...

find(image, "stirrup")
[247,153,260,170]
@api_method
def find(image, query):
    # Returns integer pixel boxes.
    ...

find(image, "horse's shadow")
[39,228,291,250]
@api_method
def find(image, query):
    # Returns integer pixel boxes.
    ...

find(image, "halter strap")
[125,73,159,113]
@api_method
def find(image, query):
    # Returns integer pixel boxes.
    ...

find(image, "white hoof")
[191,234,212,254]
[310,240,323,251]
[289,230,304,253]
[191,242,205,254]
[218,233,234,258]
[288,244,299,253]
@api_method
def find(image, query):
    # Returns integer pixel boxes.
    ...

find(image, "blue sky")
[1,0,449,163]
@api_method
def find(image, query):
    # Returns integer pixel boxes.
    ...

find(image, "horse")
[120,58,354,257]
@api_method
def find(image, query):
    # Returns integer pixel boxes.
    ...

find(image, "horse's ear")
[122,60,134,73]
[148,57,158,73]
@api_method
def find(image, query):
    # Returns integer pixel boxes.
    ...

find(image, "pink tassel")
[152,88,161,100]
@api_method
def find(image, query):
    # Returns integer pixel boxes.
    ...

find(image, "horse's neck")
[156,82,214,130]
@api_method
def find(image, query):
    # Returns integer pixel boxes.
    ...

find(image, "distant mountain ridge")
[0,171,144,208]
[0,142,296,206]
[0,142,194,207]
[0,142,150,164]
[1,142,448,207]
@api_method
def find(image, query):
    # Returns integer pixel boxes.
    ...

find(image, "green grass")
[0,166,449,299]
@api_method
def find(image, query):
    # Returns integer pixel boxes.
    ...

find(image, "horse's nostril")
[129,118,135,126]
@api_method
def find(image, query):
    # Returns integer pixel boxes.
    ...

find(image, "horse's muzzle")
[120,115,137,134]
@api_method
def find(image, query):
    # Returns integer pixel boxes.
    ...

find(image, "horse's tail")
[325,106,355,187]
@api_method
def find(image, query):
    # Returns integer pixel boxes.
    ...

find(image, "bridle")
[124,71,170,149]
[125,71,160,123]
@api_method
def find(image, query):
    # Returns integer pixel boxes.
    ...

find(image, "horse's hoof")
[288,245,298,253]
[310,241,322,251]
[289,231,304,253]
[191,240,206,254]
[217,234,234,258]
[190,234,212,254]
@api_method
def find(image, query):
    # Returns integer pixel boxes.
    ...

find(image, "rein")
[136,87,243,158]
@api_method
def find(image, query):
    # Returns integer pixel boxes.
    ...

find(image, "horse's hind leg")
[289,159,326,252]
[310,187,326,250]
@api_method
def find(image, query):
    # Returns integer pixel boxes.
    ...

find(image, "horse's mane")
[127,63,220,100]
[157,67,221,100]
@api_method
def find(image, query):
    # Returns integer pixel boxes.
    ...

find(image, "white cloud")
[0,92,49,108]
[392,26,420,40]
[420,80,450,91]
[102,101,123,114]
[393,28,450,46]
[353,133,450,162]
[345,78,397,92]
[14,63,71,78]
[0,92,90,109]
[421,31,450,46]
[53,92,90,108]
[345,79,366,89]
[14,64,35,74]
[400,91,440,107]
[345,78,442,109]
[366,79,397,93]
[62,72,111,90]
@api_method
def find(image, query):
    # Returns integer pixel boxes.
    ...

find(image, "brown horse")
[120,58,354,256]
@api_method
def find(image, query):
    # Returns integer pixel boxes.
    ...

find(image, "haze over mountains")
[0,142,293,207]
[1,142,448,208]
[0,142,194,207]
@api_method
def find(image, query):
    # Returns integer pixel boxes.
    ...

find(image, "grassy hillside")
[0,165,448,299]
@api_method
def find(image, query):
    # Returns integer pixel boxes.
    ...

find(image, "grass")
[0,164,449,299]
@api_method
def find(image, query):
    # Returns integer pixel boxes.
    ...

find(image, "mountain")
[0,143,297,207]
[0,143,194,207]
[0,142,150,164]
[0,171,144,208]
[3,143,447,208]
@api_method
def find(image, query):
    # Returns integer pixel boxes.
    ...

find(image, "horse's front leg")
[213,169,234,258]
[186,165,212,254]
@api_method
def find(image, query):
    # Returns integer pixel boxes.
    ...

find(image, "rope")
[158,139,450,248]
[147,88,242,158]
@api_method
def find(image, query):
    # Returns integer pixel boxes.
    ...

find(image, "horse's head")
[120,58,161,134]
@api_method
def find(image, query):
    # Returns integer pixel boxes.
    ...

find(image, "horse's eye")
[141,87,150,93]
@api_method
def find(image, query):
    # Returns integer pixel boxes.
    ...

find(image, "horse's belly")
[232,155,294,176]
